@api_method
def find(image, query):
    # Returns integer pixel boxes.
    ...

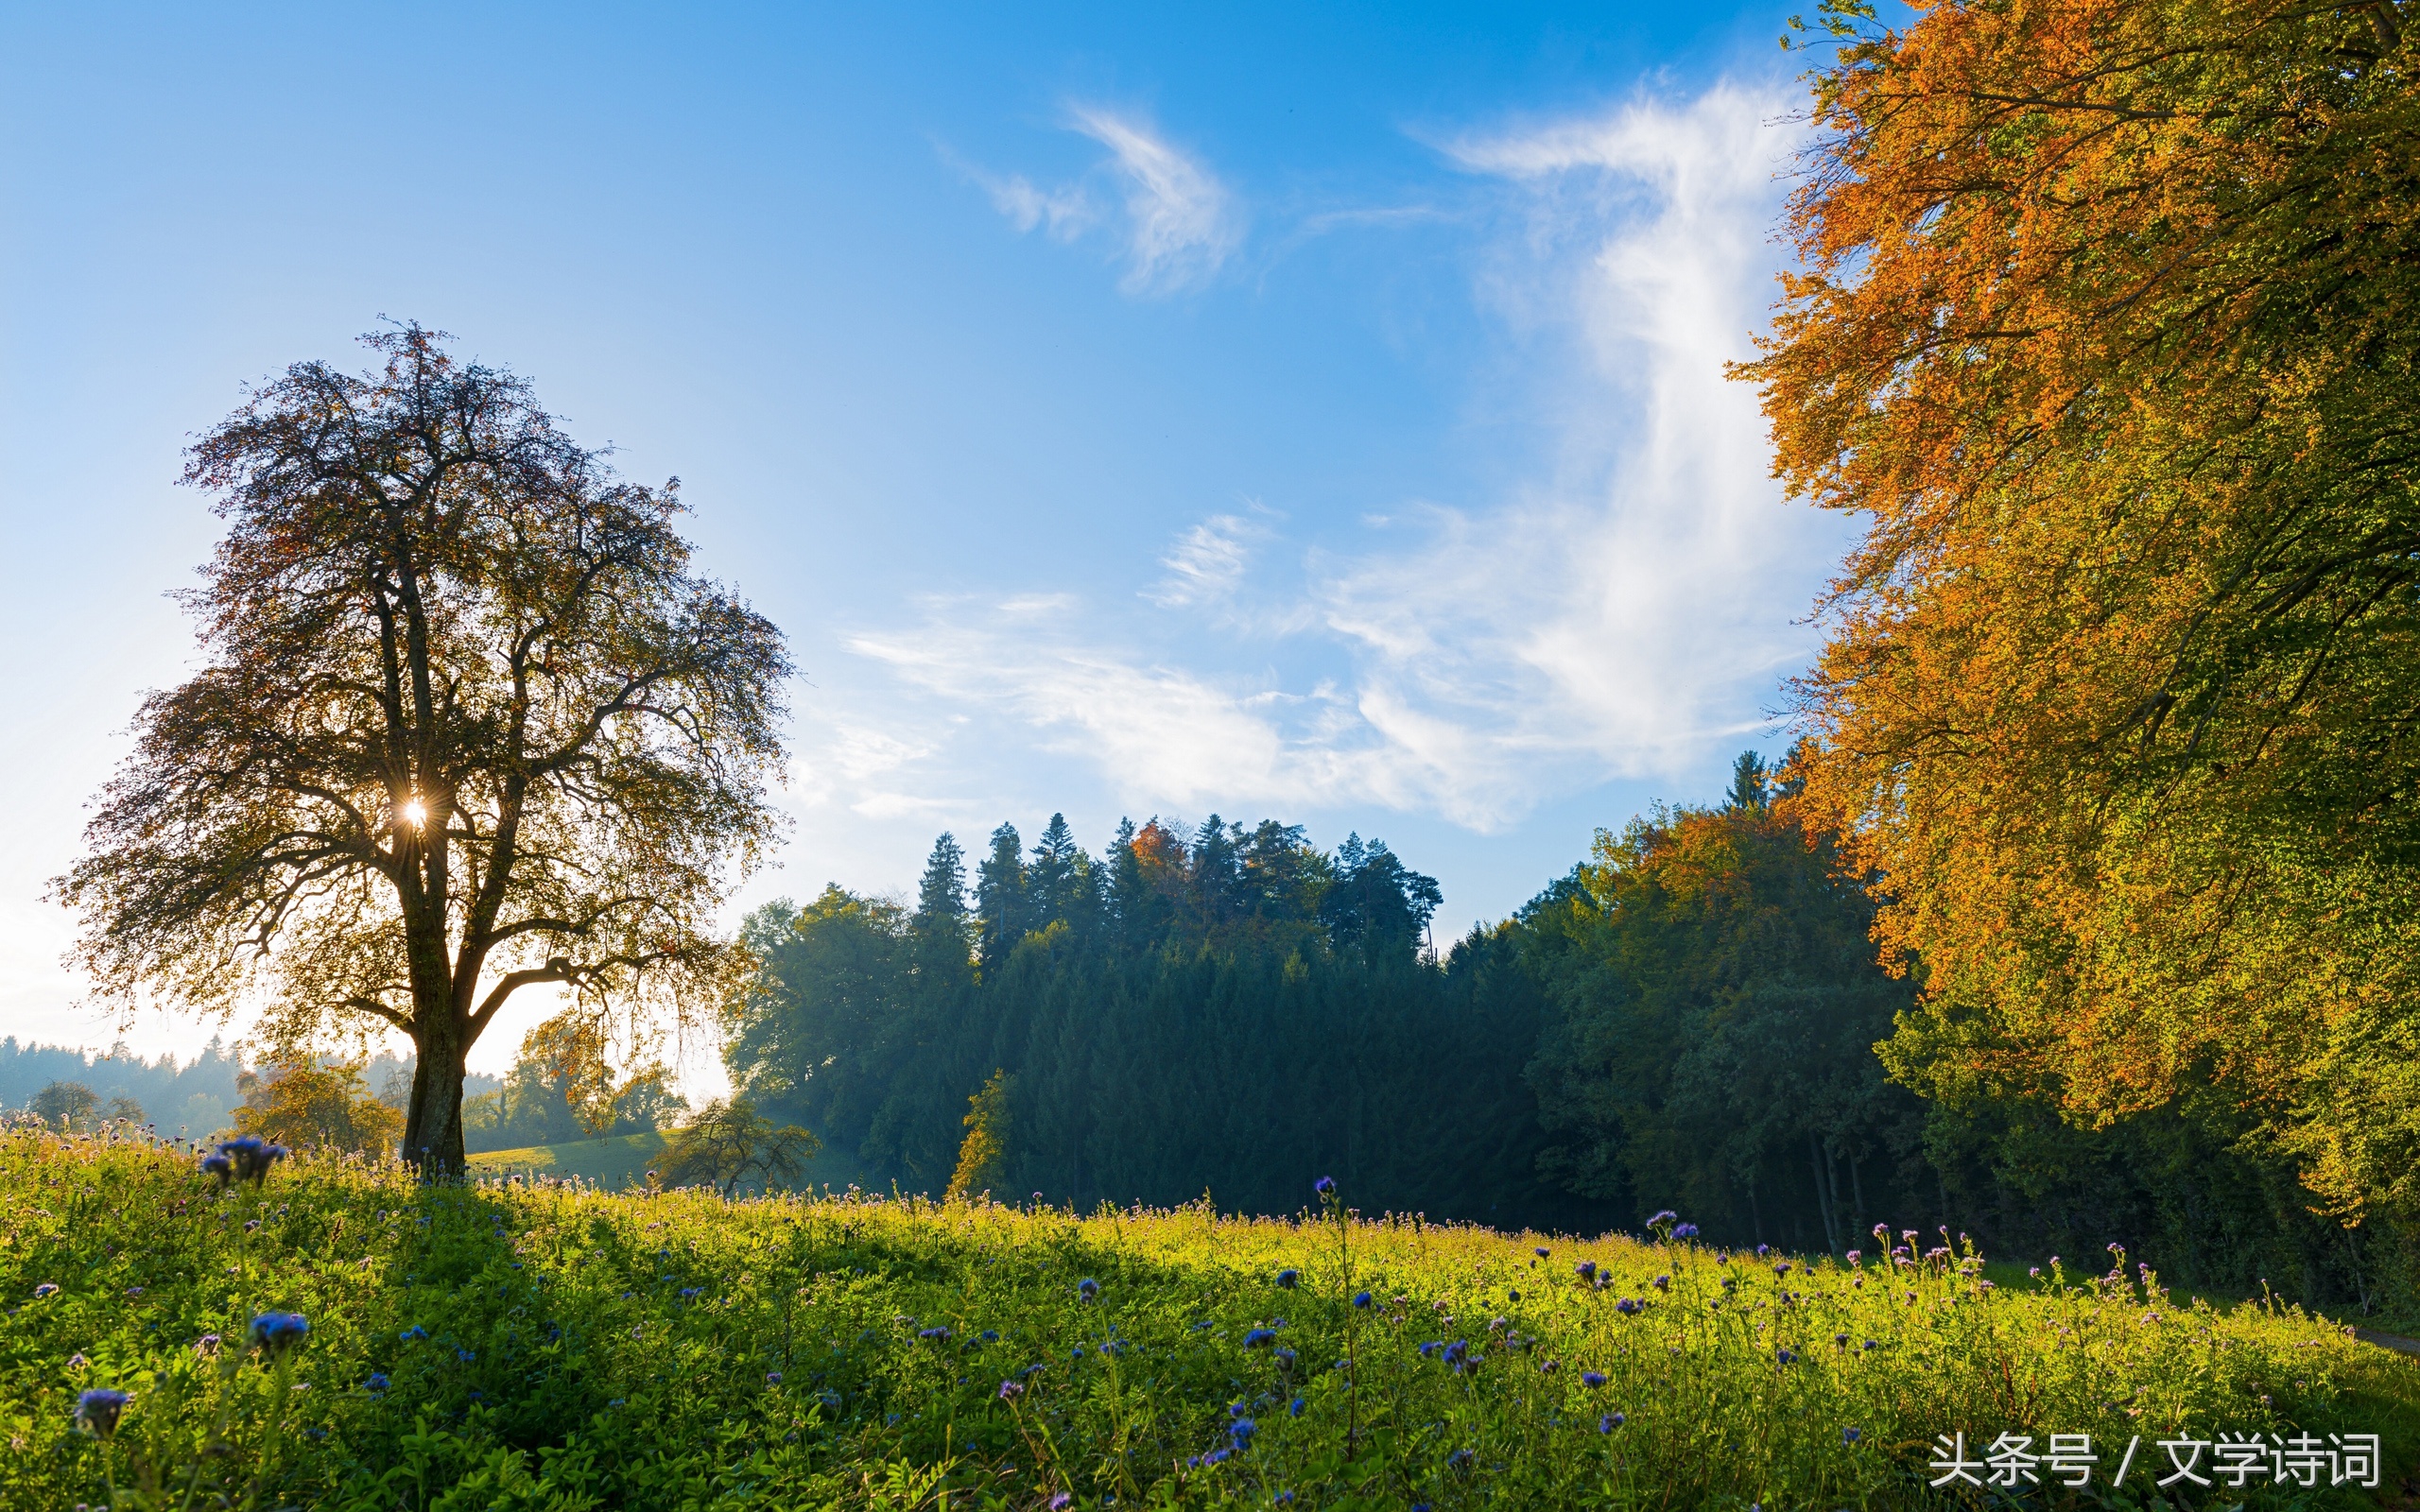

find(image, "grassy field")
[5,1124,2417,1510]
[466,1129,878,1195]
[465,1133,667,1188]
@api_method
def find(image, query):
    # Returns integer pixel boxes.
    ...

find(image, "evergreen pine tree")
[976,823,1028,971]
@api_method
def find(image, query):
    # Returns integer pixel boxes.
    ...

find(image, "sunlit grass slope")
[4,1125,2415,1509]
[465,1132,666,1187]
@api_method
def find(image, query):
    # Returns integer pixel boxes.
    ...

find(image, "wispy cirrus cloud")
[866,79,1840,833]
[959,105,1243,296]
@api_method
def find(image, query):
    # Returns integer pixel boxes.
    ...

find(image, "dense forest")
[721,750,2395,1312]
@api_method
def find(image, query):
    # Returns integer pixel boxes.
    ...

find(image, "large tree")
[60,325,789,1175]
[1747,2,2420,1226]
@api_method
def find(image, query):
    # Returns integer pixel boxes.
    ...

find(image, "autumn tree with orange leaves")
[1746,0,2420,1245]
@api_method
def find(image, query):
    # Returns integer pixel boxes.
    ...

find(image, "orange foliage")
[1743,0,2420,1210]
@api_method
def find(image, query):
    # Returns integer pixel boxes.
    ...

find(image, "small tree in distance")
[659,1097,819,1197]
[232,1060,402,1155]
[30,1080,98,1131]
[57,325,791,1176]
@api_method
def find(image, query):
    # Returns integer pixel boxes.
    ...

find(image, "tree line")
[725,749,2390,1310]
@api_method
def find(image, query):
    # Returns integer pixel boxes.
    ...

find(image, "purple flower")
[1647,1210,1677,1228]
[1775,1349,1796,1366]
[1289,1395,1306,1417]
[1599,1412,1624,1432]
[1845,1249,1862,1264]
[766,1371,782,1384]
[31,1282,58,1299]
[1534,1246,1551,1258]
[1446,1449,1474,1470]
[918,1327,951,1341]
[1652,1275,1669,1292]
[217,1135,285,1186]
[1352,1290,1372,1308]
[1575,1261,1598,1281]
[1274,1268,1299,1289]
[1672,1222,1699,1239]
[1843,1426,1861,1444]
[1244,1328,1277,1348]
[1581,1369,1607,1388]
[248,1312,309,1359]
[75,1388,131,1437]
[1773,1262,1791,1279]
[997,1379,1025,1400]
[1049,1496,1072,1510]
[1078,1278,1099,1301]
[1755,1244,1772,1258]
[200,1153,233,1187]
[1313,1176,1336,1198]
[124,1286,144,1298]
[1614,1297,1642,1315]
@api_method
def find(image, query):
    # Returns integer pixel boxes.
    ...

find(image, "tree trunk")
[1808,1130,1840,1255]
[404,1021,469,1177]
[1848,1148,1866,1238]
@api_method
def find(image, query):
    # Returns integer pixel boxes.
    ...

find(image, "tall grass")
[3,1122,2412,1508]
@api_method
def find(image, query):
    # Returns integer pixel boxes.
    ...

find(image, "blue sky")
[0,2,1851,1080]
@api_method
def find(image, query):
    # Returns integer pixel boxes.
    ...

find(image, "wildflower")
[1441,1339,1468,1366]
[456,1348,475,1363]
[1289,1396,1306,1417]
[1446,1449,1474,1470]
[1872,1223,1890,1239]
[1652,1275,1669,1292]
[1244,1328,1277,1349]
[399,1325,427,1342]
[249,1312,308,1360]
[679,1287,703,1300]
[1049,1497,1072,1511]
[1575,1261,1597,1281]
[1352,1290,1372,1308]
[1773,1262,1791,1279]
[1273,1347,1296,1367]
[2029,1266,2042,1279]
[1274,1268,1300,1290]
[1843,1426,1860,1444]
[1647,1210,1677,1228]
[1581,1370,1608,1388]
[1776,1349,1796,1366]
[1673,1222,1700,1239]
[200,1153,233,1188]
[365,1372,390,1393]
[980,1330,999,1342]
[32,1282,58,1298]
[1231,1416,1257,1447]
[124,1286,143,1298]
[1901,1229,1917,1242]
[1538,1358,1559,1373]
[1078,1278,1100,1301]
[1508,1287,1521,1301]
[1845,1249,1861,1264]
[68,1353,89,1368]
[997,1379,1024,1400]
[1418,1341,1441,1357]
[1979,1280,1996,1293]
[1274,1492,1295,1506]
[217,1135,286,1186]
[1313,1176,1335,1198]
[918,1327,950,1341]
[74,1388,131,1437]
[1834,1332,1849,1347]
[194,1334,220,1358]
[1614,1297,1642,1315]
[1534,1246,1551,1258]
[1599,1412,1624,1432]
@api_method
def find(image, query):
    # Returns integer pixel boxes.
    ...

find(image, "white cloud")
[961,106,1243,296]
[1146,509,1266,608]
[873,79,1839,831]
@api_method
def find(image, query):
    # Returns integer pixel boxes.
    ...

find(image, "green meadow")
[7,1126,2416,1510]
